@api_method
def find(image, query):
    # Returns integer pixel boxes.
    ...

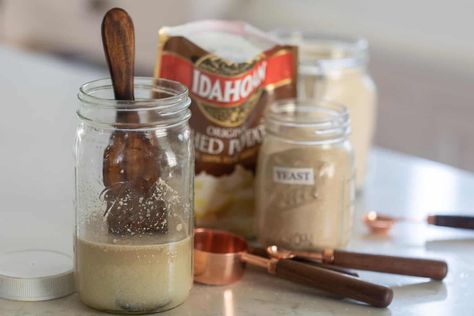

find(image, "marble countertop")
[1,46,474,315]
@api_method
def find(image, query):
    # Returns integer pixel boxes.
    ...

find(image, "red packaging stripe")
[159,51,295,107]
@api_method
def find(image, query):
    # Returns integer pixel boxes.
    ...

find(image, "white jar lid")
[0,249,74,301]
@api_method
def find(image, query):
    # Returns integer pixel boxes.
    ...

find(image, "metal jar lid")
[0,249,74,301]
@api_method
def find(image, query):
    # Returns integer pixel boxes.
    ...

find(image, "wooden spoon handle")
[329,250,448,280]
[293,258,359,278]
[276,259,393,308]
[102,7,135,102]
[428,215,474,229]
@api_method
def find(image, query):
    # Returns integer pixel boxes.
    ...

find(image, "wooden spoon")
[101,8,166,235]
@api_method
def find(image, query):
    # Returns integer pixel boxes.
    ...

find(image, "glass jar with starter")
[75,78,193,314]
[275,31,376,190]
[256,99,355,250]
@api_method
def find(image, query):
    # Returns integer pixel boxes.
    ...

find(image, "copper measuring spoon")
[194,228,393,308]
[248,246,359,277]
[267,245,448,280]
[364,211,474,235]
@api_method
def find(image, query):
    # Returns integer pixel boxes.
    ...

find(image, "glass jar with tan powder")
[256,99,355,250]
[276,31,376,190]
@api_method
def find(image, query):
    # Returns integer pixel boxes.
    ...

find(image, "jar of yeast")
[256,99,355,250]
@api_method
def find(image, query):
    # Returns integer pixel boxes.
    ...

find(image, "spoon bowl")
[363,211,397,234]
[266,245,296,260]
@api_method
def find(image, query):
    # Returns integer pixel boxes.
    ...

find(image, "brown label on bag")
[155,25,297,237]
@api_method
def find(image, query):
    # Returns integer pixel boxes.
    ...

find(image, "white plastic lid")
[0,249,74,301]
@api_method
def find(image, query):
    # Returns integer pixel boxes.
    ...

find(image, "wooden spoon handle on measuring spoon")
[427,214,474,229]
[271,258,393,308]
[269,246,448,280]
[326,250,448,280]
[242,252,393,307]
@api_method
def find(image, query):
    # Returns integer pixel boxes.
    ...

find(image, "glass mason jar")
[276,31,376,190]
[256,99,355,250]
[75,78,193,314]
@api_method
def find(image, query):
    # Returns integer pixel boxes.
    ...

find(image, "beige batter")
[75,236,192,314]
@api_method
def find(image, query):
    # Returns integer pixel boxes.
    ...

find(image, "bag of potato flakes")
[155,20,297,237]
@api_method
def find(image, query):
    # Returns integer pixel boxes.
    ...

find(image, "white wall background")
[1,0,473,171]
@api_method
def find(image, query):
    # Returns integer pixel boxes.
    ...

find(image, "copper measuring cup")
[194,228,393,308]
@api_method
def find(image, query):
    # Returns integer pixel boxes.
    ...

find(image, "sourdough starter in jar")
[75,78,193,314]
[75,234,192,313]
[256,100,355,250]
[277,32,376,190]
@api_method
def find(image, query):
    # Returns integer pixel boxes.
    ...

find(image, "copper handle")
[275,259,393,308]
[247,246,358,277]
[328,250,448,280]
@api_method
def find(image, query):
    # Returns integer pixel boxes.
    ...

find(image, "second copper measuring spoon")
[364,211,474,234]
[194,228,393,308]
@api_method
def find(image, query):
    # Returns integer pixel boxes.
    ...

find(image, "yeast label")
[273,167,315,185]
